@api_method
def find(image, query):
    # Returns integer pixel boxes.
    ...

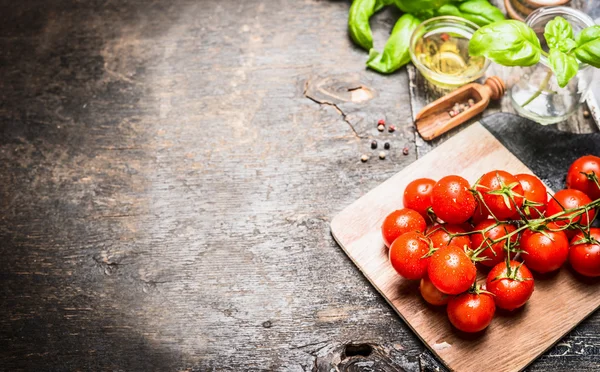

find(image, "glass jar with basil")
[469,7,599,125]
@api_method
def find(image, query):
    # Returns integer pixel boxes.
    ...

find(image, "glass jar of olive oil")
[409,16,490,89]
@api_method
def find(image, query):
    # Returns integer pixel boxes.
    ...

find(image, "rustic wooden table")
[0,1,598,371]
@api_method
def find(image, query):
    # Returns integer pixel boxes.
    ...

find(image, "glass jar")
[505,0,570,21]
[508,7,595,125]
[409,16,490,90]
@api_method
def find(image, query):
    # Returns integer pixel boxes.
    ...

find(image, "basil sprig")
[437,0,505,27]
[348,0,394,51]
[367,14,421,74]
[574,25,600,68]
[469,20,541,66]
[469,17,600,88]
[348,0,505,73]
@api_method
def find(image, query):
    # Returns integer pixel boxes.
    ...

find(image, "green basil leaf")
[456,0,506,26]
[348,0,394,51]
[437,4,462,18]
[469,20,542,66]
[556,38,577,53]
[574,25,600,68]
[367,14,421,74]
[548,48,579,88]
[393,0,454,14]
[437,1,505,27]
[544,16,574,51]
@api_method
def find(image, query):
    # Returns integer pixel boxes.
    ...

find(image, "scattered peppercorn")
[378,119,386,126]
[379,151,386,160]
[388,125,396,133]
[377,124,385,132]
[361,154,369,162]
[402,147,409,155]
[468,98,475,107]
[584,110,591,118]
[384,142,390,150]
[371,140,378,149]
[441,33,450,42]
[448,110,457,118]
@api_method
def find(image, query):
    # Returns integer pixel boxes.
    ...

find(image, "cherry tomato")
[428,245,476,295]
[420,274,450,306]
[566,155,600,201]
[381,209,426,248]
[569,228,600,277]
[514,174,548,219]
[403,178,436,219]
[471,199,491,225]
[470,220,518,267]
[389,232,430,280]
[546,189,595,228]
[486,261,534,311]
[520,226,569,273]
[431,175,477,224]
[427,224,472,250]
[447,292,496,333]
[475,170,524,220]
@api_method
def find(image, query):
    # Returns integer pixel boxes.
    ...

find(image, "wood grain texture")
[331,122,600,372]
[408,0,599,158]
[0,0,598,371]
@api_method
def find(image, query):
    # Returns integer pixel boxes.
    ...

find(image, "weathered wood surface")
[409,0,599,157]
[0,1,598,371]
[332,122,600,372]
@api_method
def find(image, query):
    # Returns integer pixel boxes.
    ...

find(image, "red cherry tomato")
[431,175,477,224]
[569,228,600,277]
[546,189,595,228]
[514,174,548,219]
[475,170,524,220]
[447,292,496,333]
[428,245,476,295]
[427,224,472,250]
[486,261,534,311]
[471,200,491,225]
[381,209,426,248]
[403,178,436,219]
[566,155,600,201]
[420,274,450,306]
[389,232,430,280]
[470,220,518,267]
[520,226,569,273]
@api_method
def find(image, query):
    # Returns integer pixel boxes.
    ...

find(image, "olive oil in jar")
[414,33,485,78]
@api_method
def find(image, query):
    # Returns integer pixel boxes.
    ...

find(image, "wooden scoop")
[415,76,506,141]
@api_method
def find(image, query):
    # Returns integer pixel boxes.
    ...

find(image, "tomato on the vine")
[569,228,600,277]
[486,261,534,311]
[428,245,476,295]
[470,220,517,267]
[381,209,426,248]
[389,232,430,280]
[520,225,569,273]
[447,292,496,333]
[514,173,548,219]
[403,178,436,219]
[427,224,472,250]
[475,170,524,220]
[546,189,595,227]
[566,155,600,201]
[471,200,491,225]
[431,175,477,224]
[420,274,450,306]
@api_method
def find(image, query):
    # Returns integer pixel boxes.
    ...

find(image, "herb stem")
[521,70,553,108]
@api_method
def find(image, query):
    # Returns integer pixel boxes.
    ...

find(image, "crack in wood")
[304,93,365,140]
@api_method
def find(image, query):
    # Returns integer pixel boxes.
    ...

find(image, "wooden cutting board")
[330,120,600,372]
